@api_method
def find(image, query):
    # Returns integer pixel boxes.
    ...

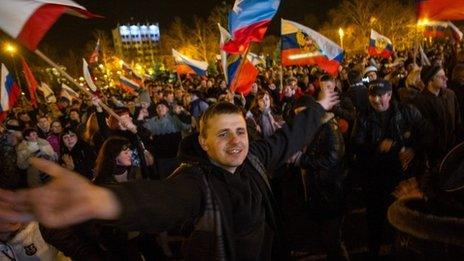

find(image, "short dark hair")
[23,128,37,138]
[199,102,245,138]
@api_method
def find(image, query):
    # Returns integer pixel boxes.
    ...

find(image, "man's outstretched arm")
[0,158,202,231]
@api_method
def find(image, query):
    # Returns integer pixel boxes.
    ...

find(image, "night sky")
[41,0,339,56]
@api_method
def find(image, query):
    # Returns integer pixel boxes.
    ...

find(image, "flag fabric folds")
[21,58,39,108]
[0,0,98,50]
[223,0,281,54]
[118,76,140,94]
[38,82,56,103]
[172,49,208,76]
[417,0,464,21]
[281,19,344,75]
[218,23,232,83]
[88,39,100,64]
[368,29,394,58]
[61,83,79,101]
[0,64,21,113]
[82,58,98,92]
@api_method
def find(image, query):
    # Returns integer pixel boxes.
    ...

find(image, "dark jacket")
[352,101,430,191]
[60,140,97,180]
[414,88,462,164]
[299,115,346,218]
[106,98,326,260]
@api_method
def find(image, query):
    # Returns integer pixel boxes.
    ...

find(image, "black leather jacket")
[299,115,346,218]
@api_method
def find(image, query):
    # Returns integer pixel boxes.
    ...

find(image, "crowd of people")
[0,41,463,260]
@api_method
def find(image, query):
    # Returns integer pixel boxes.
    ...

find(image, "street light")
[338,28,345,49]
[4,43,16,55]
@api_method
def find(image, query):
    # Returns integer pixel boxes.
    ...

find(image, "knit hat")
[363,65,378,76]
[420,65,442,86]
[368,80,392,96]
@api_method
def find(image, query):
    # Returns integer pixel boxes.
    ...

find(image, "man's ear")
[198,135,208,151]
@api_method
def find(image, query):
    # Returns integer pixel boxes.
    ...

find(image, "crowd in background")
[0,40,463,260]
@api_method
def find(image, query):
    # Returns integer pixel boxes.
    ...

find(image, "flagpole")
[34,49,120,120]
[230,44,252,93]
[279,64,284,91]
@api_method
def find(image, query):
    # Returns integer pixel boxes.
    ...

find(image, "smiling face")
[199,113,249,173]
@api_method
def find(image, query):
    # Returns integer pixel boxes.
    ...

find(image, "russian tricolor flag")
[223,0,281,54]
[172,49,208,76]
[0,64,21,113]
[368,29,394,58]
[281,19,343,75]
[0,0,98,50]
[417,0,464,21]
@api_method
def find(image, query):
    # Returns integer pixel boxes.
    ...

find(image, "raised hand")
[317,87,339,111]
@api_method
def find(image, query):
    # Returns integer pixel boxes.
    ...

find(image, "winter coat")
[106,98,326,260]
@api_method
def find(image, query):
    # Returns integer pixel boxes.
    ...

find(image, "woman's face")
[62,132,78,150]
[258,94,271,110]
[116,147,132,167]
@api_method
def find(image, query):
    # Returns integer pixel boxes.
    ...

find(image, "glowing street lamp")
[4,43,16,55]
[338,28,345,49]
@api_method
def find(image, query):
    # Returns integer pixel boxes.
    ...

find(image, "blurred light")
[417,18,430,27]
[79,77,84,81]
[338,28,344,38]
[98,64,104,69]
[4,43,16,54]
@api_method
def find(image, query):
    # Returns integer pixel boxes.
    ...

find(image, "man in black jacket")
[0,89,338,260]
[352,79,430,259]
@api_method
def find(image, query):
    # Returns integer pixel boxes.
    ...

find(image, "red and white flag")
[0,0,98,50]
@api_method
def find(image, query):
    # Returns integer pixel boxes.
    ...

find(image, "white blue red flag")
[281,19,344,75]
[223,0,281,54]
[0,0,98,50]
[172,49,208,76]
[0,64,21,113]
[82,58,98,92]
[368,29,394,58]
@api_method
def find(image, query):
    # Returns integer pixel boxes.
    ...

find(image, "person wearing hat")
[363,65,378,82]
[414,65,463,167]
[140,99,192,179]
[352,79,430,259]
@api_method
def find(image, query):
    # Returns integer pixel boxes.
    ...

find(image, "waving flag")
[38,82,56,103]
[422,21,449,38]
[88,39,100,64]
[368,29,394,58]
[82,58,98,92]
[228,55,259,94]
[21,58,39,108]
[60,83,79,101]
[218,23,232,83]
[172,49,208,76]
[417,0,464,21]
[0,64,21,114]
[0,0,98,50]
[223,0,281,54]
[281,19,343,75]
